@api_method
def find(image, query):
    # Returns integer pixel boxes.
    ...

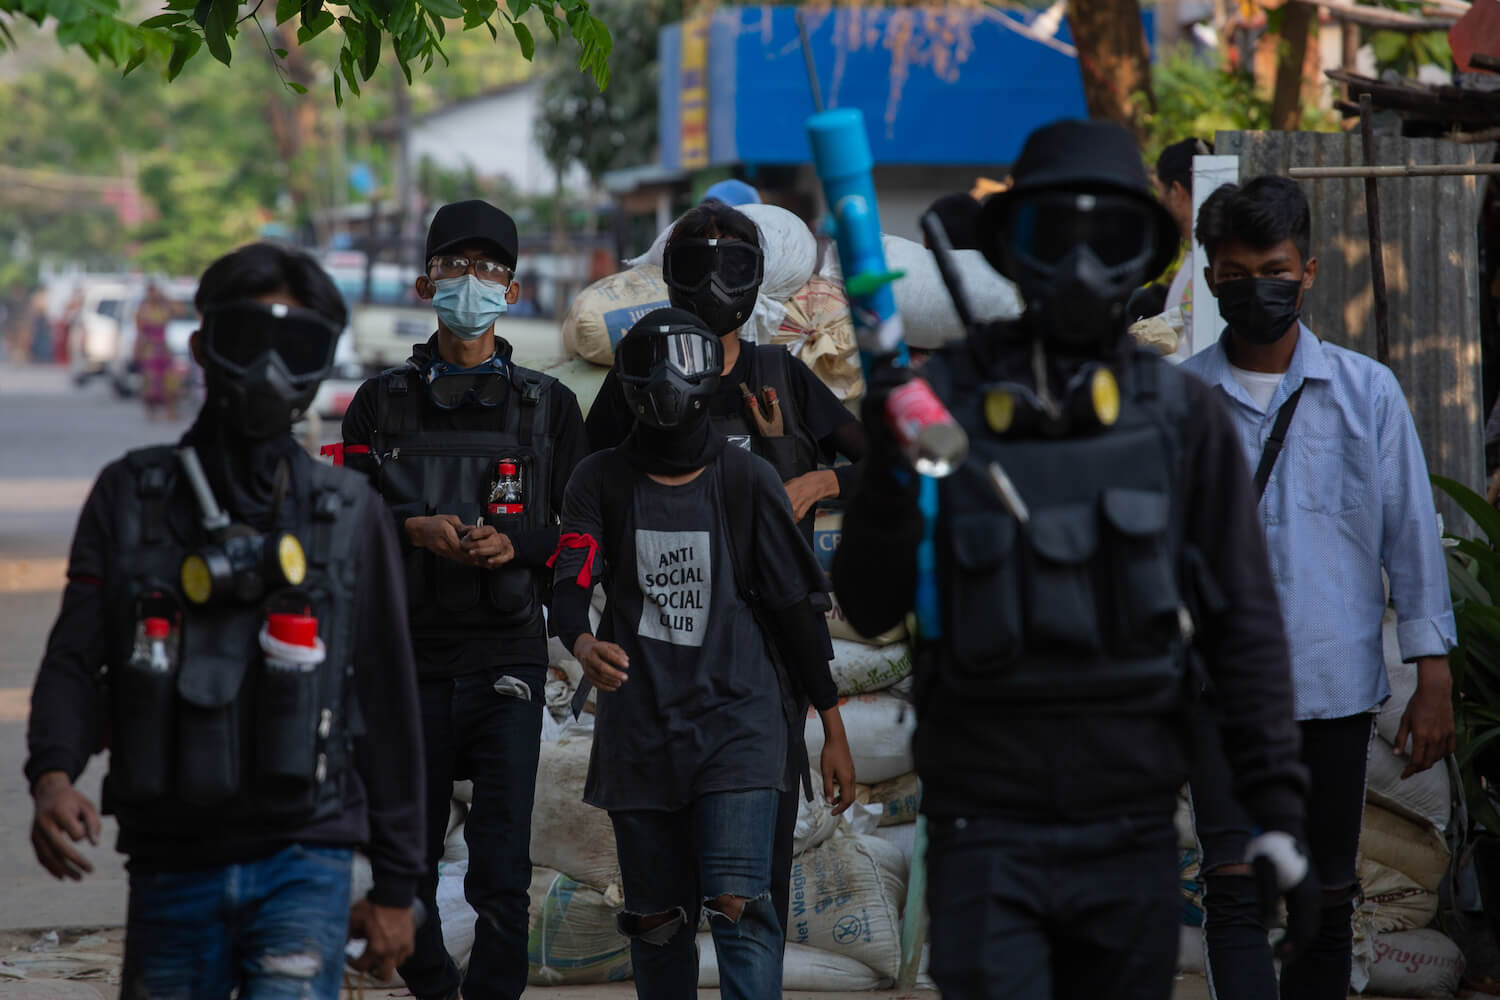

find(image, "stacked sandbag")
[562,266,671,367]
[881,235,1022,349]
[699,936,888,990]
[805,694,916,785]
[1364,928,1465,997]
[773,276,863,402]
[530,736,620,894]
[785,829,907,980]
[527,867,632,985]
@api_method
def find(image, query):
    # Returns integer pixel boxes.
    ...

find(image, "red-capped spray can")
[487,460,525,517]
[886,378,968,477]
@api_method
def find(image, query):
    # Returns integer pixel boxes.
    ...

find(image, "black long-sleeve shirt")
[341,346,589,675]
[25,453,427,908]
[833,356,1308,836]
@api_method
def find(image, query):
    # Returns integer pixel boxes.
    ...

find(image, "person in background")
[134,284,182,422]
[341,199,588,1000]
[834,120,1314,1000]
[551,307,854,1000]
[1183,175,1456,1000]
[26,242,426,998]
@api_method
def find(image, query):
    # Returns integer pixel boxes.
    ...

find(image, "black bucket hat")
[980,120,1181,283]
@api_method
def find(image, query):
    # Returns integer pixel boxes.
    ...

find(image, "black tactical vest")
[102,446,367,835]
[368,361,558,640]
[712,345,821,486]
[929,349,1192,715]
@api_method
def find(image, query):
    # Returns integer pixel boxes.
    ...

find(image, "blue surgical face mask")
[432,274,509,341]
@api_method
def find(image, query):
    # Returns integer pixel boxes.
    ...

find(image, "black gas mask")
[615,312,724,430]
[662,237,764,337]
[174,447,307,607]
[997,191,1161,353]
[200,301,341,440]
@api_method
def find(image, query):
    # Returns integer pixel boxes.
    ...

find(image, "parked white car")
[67,281,138,384]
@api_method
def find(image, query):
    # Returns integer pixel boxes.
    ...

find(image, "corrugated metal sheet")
[1216,130,1496,528]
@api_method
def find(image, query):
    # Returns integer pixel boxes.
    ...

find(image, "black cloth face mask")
[619,408,727,476]
[1214,277,1303,346]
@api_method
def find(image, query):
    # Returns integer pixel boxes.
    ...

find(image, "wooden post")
[1358,94,1392,367]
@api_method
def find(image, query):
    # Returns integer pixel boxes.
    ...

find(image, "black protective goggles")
[200,301,341,377]
[1003,192,1159,271]
[661,238,764,296]
[422,354,509,410]
[616,327,723,382]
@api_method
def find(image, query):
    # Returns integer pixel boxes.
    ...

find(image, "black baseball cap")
[425,200,519,270]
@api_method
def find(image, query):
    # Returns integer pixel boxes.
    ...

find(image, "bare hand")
[461,524,516,569]
[785,470,839,523]
[1395,657,1455,778]
[818,708,856,815]
[30,772,100,881]
[574,634,630,692]
[405,515,471,564]
[347,899,414,982]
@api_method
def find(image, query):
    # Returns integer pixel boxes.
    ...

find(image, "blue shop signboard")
[659,6,1151,169]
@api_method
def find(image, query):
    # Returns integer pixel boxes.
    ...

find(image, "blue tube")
[806,106,941,641]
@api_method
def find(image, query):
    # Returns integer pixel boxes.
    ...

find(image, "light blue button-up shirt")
[1182,325,1456,720]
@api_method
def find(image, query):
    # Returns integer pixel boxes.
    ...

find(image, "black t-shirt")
[555,452,822,812]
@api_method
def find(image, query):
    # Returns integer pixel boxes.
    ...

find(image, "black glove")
[859,361,921,506]
[1247,831,1321,965]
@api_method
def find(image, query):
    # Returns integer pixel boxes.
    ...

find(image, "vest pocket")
[948,511,1023,670]
[486,565,537,624]
[1025,504,1103,653]
[1100,488,1180,655]
[110,587,180,802]
[176,613,257,805]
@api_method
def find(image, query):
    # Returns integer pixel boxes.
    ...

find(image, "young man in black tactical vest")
[835,120,1315,1000]
[26,242,426,998]
[340,199,588,1000]
[584,202,867,943]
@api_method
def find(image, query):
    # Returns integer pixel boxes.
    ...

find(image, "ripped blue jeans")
[610,788,783,1000]
[121,844,353,999]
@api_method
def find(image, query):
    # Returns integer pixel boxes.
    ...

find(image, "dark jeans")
[121,844,353,1000]
[1189,710,1372,1000]
[399,667,544,1000]
[610,788,783,1000]
[926,813,1180,1000]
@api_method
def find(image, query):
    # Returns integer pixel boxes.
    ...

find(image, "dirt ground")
[0,926,1441,1000]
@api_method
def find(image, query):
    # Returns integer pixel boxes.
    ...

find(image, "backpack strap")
[717,449,815,799]
[510,368,557,448]
[124,445,178,546]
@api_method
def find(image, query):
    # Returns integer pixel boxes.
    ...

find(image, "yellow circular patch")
[180,554,213,605]
[1091,368,1121,427]
[278,534,307,587]
[984,390,1015,434]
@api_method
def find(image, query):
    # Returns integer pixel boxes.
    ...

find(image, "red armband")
[547,532,601,588]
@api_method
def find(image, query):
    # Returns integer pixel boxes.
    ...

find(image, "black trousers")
[398,667,545,1000]
[925,813,1181,1000]
[1189,710,1372,1000]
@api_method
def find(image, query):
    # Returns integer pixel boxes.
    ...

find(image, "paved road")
[0,365,188,930]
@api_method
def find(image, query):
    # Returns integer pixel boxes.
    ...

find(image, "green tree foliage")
[533,0,678,183]
[1133,45,1340,168]
[0,0,611,103]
